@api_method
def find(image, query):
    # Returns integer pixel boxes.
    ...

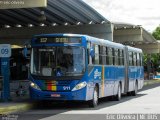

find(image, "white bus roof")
[127,46,142,53]
[86,36,125,49]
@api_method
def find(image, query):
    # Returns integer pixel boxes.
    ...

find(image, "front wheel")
[88,86,98,107]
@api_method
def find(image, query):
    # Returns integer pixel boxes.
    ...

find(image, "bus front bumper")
[29,87,87,101]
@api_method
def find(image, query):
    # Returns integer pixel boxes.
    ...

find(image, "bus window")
[92,57,95,64]
[95,45,99,64]
[106,47,109,65]
[31,47,85,77]
[90,44,95,64]
[115,49,118,65]
[139,53,142,66]
[133,52,137,66]
[129,52,133,66]
[108,48,113,65]
[99,46,103,65]
[118,49,121,65]
[87,42,92,64]
[102,46,106,65]
[121,50,124,65]
[137,53,140,66]
[112,48,115,65]
[87,49,89,64]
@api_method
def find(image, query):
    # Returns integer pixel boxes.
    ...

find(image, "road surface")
[3,83,160,120]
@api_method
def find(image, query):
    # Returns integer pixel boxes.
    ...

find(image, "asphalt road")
[5,83,160,120]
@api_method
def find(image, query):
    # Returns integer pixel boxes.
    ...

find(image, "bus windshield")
[31,46,85,77]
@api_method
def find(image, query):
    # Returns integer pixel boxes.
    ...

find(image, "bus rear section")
[124,46,144,95]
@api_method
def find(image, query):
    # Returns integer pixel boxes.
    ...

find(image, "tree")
[152,26,160,40]
[143,53,160,73]
[151,26,160,73]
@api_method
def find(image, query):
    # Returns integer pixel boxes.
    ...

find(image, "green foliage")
[143,54,148,64]
[150,54,160,65]
[152,26,160,40]
[143,53,160,72]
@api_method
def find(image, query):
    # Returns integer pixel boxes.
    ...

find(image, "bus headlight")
[30,82,41,90]
[72,81,87,91]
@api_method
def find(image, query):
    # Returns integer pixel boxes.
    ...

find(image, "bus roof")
[127,46,142,53]
[86,36,125,49]
[34,33,84,38]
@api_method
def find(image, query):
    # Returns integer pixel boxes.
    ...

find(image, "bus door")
[124,47,129,93]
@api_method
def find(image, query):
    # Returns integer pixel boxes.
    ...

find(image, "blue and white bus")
[29,34,144,107]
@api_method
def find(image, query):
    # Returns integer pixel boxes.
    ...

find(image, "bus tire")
[131,82,138,96]
[114,84,121,101]
[127,92,131,96]
[88,86,98,107]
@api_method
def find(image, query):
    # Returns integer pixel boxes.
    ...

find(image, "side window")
[112,48,115,65]
[133,52,137,66]
[137,53,140,66]
[102,46,106,65]
[95,45,99,64]
[121,50,124,65]
[106,47,109,65]
[108,48,113,65]
[118,49,125,65]
[118,49,120,65]
[99,46,103,64]
[91,44,95,64]
[129,52,133,66]
[115,49,118,65]
[87,42,91,64]
[139,53,142,66]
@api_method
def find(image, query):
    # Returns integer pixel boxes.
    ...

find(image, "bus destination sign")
[35,37,81,44]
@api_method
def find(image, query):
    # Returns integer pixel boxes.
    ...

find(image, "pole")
[0,44,11,102]
[1,57,10,101]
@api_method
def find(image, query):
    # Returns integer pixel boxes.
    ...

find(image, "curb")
[0,103,32,115]
[144,79,160,86]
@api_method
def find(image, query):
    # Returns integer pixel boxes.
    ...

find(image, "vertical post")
[147,54,151,80]
[0,44,11,101]
[0,76,3,99]
[1,58,10,101]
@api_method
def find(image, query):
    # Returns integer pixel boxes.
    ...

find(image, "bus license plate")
[51,94,61,97]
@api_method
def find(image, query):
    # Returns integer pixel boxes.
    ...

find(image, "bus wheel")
[89,86,98,107]
[115,84,121,101]
[131,82,138,96]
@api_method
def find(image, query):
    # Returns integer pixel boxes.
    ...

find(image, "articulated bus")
[29,34,144,107]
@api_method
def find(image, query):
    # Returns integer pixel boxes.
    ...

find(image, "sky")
[83,0,160,32]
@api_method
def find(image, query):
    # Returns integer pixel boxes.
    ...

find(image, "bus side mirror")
[90,48,95,58]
